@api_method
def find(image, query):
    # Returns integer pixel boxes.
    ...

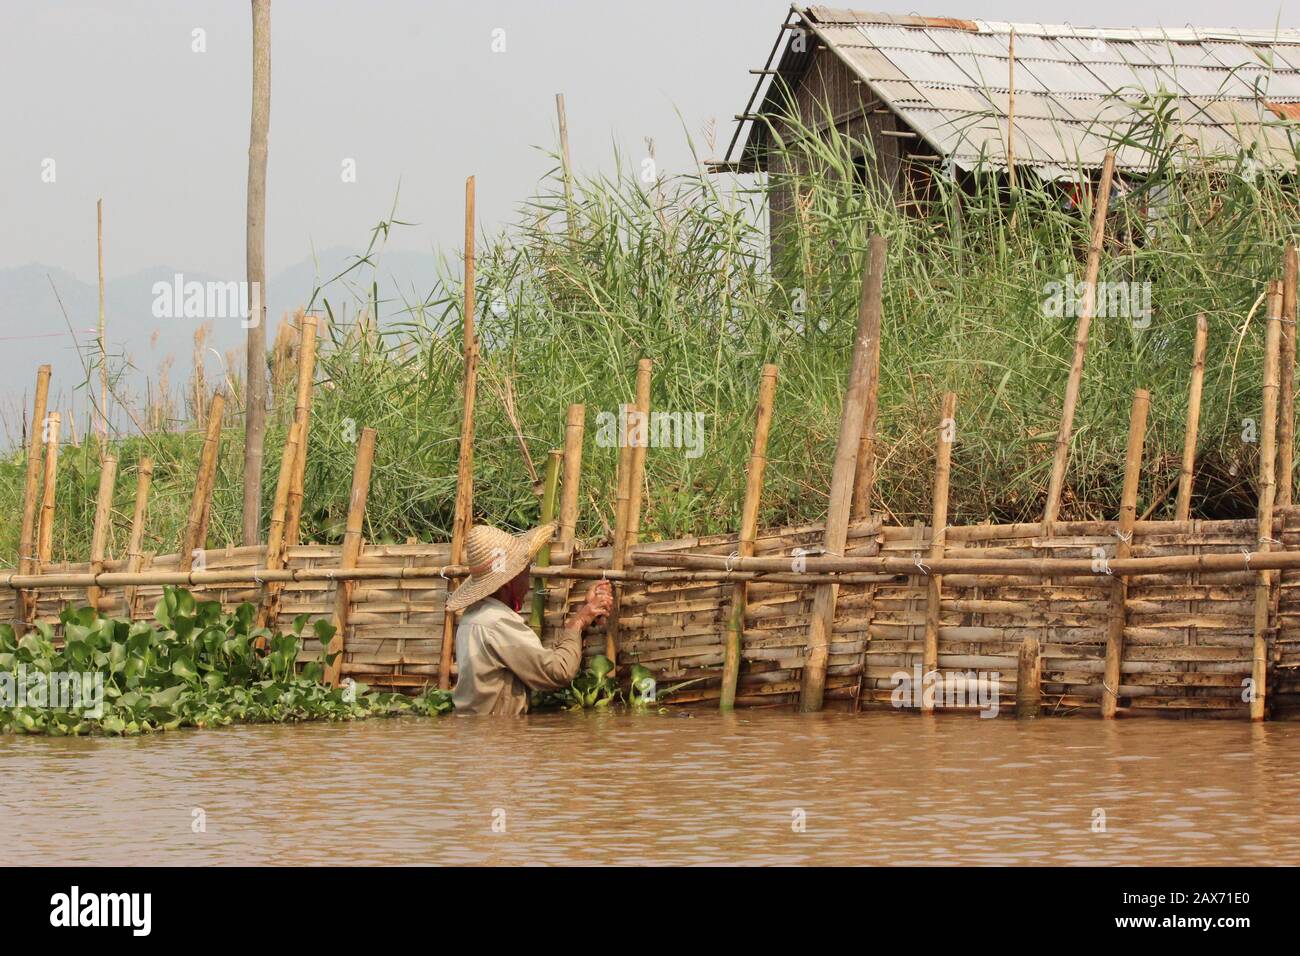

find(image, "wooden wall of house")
[765,46,906,266]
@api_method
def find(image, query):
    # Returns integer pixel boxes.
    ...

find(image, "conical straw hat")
[445,521,556,612]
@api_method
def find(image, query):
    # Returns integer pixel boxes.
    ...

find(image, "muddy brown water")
[3,712,1299,866]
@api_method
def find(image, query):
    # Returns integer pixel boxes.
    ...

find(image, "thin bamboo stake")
[326,427,376,687]
[1279,243,1297,509]
[722,364,778,710]
[1101,388,1149,719]
[123,457,153,618]
[1175,315,1209,521]
[625,358,652,549]
[802,234,887,712]
[605,404,636,664]
[530,450,563,635]
[179,390,225,572]
[96,198,108,456]
[17,365,51,625]
[283,314,319,547]
[1251,283,1282,721]
[86,454,119,610]
[921,391,957,713]
[439,175,479,691]
[1043,151,1116,531]
[1015,634,1041,718]
[36,412,61,573]
[557,93,576,245]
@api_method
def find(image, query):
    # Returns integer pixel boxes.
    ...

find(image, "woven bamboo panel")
[10,513,1296,717]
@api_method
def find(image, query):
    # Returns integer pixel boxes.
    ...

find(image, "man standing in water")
[447,522,615,716]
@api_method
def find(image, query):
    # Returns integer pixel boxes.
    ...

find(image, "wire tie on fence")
[1242,548,1252,569]
[1113,528,1132,544]
[915,555,931,576]
[438,565,449,581]
[725,551,739,573]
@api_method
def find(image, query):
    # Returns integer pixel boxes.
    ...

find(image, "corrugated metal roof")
[729,6,1300,177]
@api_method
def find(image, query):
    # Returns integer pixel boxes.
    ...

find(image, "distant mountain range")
[0,247,446,445]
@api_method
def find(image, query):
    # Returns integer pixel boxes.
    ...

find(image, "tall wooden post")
[721,364,778,710]
[179,390,225,572]
[439,175,479,691]
[1251,284,1283,721]
[850,258,886,520]
[17,365,51,625]
[124,457,153,619]
[530,450,563,635]
[625,358,653,550]
[1043,151,1116,531]
[283,314,319,547]
[1175,315,1209,521]
[921,391,957,713]
[86,454,118,610]
[1101,388,1149,719]
[241,0,272,547]
[801,234,887,712]
[326,427,376,687]
[1279,244,1297,509]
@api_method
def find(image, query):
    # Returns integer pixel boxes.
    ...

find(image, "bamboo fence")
[7,196,1300,720]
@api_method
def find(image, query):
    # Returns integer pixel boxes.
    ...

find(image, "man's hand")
[569,580,614,630]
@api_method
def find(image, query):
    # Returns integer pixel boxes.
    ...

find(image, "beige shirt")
[452,597,582,715]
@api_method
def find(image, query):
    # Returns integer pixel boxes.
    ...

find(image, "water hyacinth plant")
[0,587,451,736]
[533,656,660,711]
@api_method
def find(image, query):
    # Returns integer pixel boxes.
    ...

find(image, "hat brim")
[445,522,557,612]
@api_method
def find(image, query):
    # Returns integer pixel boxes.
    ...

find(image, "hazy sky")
[3,0,1296,287]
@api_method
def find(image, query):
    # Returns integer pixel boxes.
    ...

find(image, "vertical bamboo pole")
[123,458,153,619]
[1279,244,1297,509]
[1175,315,1209,521]
[557,404,586,554]
[97,198,108,456]
[325,427,376,687]
[17,365,51,625]
[1101,388,1149,719]
[1015,634,1041,718]
[259,314,317,628]
[801,235,887,712]
[86,454,118,610]
[557,93,576,245]
[850,260,886,520]
[35,411,61,580]
[921,392,957,714]
[1006,29,1017,201]
[179,390,225,572]
[283,314,319,547]
[530,450,563,635]
[625,358,653,550]
[721,364,779,710]
[1251,284,1283,721]
[439,175,479,691]
[605,405,636,665]
[1043,151,1116,531]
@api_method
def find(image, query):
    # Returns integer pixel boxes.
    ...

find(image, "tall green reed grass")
[3,101,1297,566]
